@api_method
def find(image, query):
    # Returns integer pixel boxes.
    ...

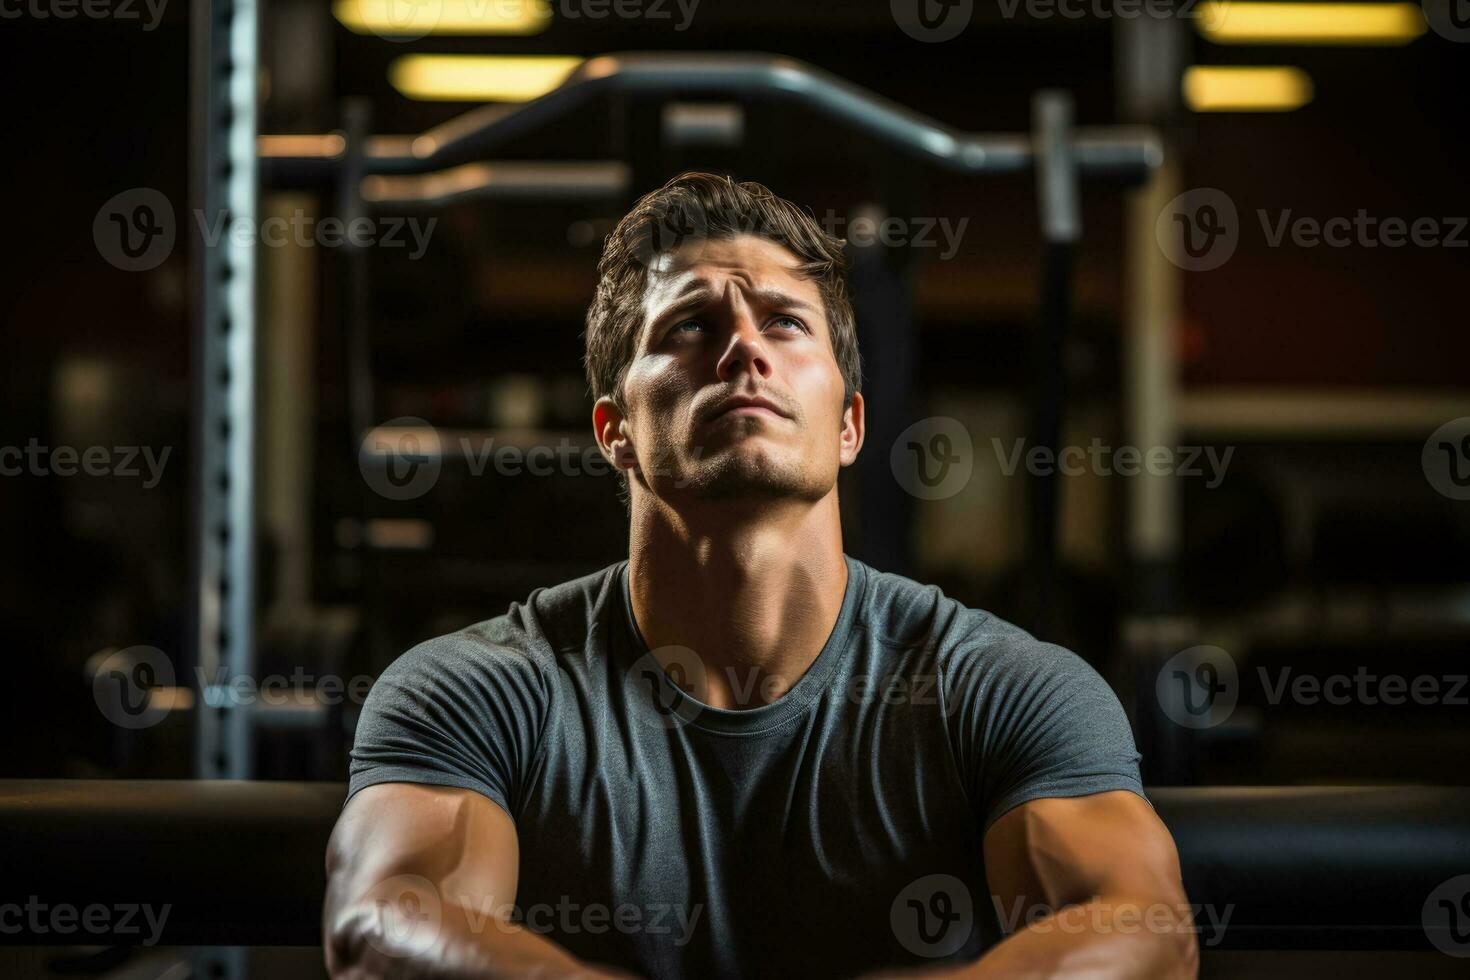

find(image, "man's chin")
[665,450,826,502]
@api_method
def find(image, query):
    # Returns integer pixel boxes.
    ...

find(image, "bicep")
[982,790,1187,916]
[324,783,520,964]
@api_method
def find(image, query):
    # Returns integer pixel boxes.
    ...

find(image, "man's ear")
[592,396,638,473]
[838,391,865,467]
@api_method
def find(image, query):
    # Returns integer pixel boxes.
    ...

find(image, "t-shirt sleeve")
[346,629,550,818]
[942,618,1146,833]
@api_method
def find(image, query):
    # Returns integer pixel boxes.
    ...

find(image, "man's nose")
[715,315,772,383]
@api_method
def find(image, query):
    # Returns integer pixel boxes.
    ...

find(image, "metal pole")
[193,0,261,785]
[191,0,260,977]
[850,203,918,578]
[1026,91,1081,636]
[1116,13,1189,783]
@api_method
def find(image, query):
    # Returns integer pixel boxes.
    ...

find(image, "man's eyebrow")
[650,279,821,325]
[649,282,717,324]
[751,287,820,315]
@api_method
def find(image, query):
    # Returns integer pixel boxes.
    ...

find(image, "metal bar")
[340,100,374,443]
[261,191,319,605]
[262,53,1161,184]
[848,203,918,578]
[191,0,259,978]
[662,102,745,147]
[1025,91,1080,636]
[193,0,260,786]
[1035,92,1082,246]
[1125,155,1183,616]
[361,160,630,208]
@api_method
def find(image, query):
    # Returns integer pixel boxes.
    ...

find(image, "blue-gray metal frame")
[191,0,260,974]
[192,0,259,783]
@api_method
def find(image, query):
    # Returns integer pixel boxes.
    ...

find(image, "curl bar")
[261,52,1162,186]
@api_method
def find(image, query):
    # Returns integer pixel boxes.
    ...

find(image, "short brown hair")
[583,172,862,412]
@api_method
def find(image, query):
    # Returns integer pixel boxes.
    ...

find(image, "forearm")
[327,897,633,980]
[878,896,1199,980]
[973,896,1198,979]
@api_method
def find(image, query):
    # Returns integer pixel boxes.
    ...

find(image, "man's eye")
[770,316,807,333]
[672,320,704,335]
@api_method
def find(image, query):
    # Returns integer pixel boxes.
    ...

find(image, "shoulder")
[944,610,1095,685]
[852,558,1107,698]
[932,604,1132,764]
[850,558,969,650]
[470,560,626,658]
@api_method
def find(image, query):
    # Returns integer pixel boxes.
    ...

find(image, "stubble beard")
[642,421,828,503]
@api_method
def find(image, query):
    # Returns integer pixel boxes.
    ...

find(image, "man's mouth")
[713,404,784,421]
[705,395,790,424]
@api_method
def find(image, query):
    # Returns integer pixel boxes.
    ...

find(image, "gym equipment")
[191,0,259,796]
[260,54,1158,183]
[2,780,1465,952]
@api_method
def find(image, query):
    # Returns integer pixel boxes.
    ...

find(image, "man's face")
[596,234,864,504]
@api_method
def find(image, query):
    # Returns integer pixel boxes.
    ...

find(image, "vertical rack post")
[192,0,260,784]
[850,202,918,578]
[1027,90,1081,636]
[191,0,260,974]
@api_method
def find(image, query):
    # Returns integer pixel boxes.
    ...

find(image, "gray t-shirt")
[348,554,1144,979]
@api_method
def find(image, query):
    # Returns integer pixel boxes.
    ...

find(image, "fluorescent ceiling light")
[335,0,552,37]
[1196,2,1426,45]
[1183,65,1315,112]
[389,54,584,102]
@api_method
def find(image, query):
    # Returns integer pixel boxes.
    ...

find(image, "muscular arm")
[880,791,1198,979]
[974,790,1198,978]
[323,783,633,980]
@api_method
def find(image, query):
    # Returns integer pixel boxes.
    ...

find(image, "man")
[324,173,1198,979]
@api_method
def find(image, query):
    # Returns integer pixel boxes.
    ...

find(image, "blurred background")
[1,0,1469,973]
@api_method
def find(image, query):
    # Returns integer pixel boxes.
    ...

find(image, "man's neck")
[626,490,849,710]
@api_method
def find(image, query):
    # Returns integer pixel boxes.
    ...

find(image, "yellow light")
[257,134,347,158]
[1182,66,1314,112]
[389,55,584,102]
[334,0,552,37]
[1196,2,1426,45]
